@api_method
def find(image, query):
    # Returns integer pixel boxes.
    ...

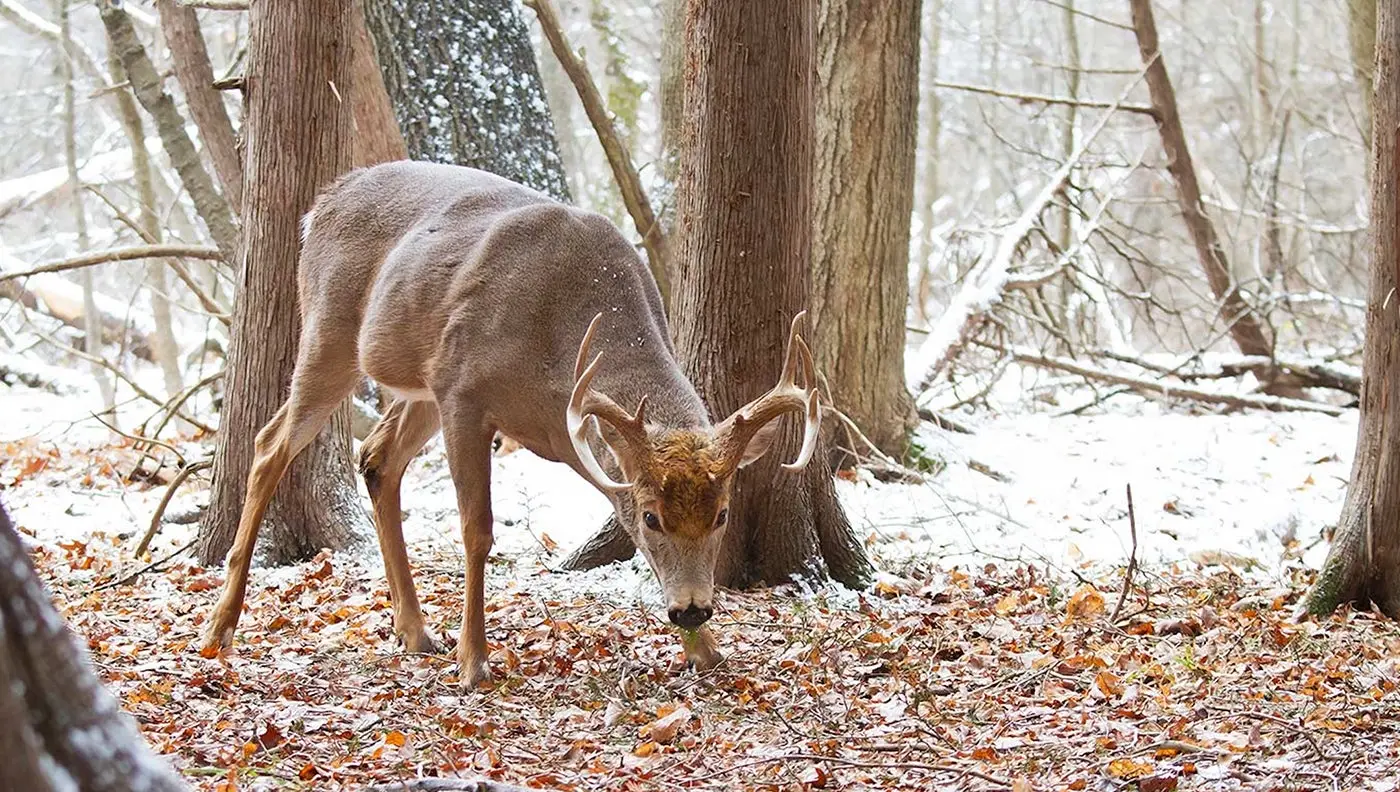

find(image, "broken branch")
[0,244,224,283]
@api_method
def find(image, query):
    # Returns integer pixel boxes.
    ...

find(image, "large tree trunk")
[810,0,919,464]
[0,501,187,792]
[364,0,571,201]
[1303,0,1400,617]
[1128,0,1273,359]
[199,0,369,566]
[670,0,873,588]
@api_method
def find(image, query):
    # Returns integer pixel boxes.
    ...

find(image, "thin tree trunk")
[57,0,115,416]
[912,0,942,327]
[365,0,571,201]
[105,47,185,406]
[1128,0,1273,359]
[1303,0,1400,618]
[156,0,244,207]
[200,0,368,566]
[671,0,873,589]
[99,1,241,267]
[0,501,187,792]
[810,0,919,462]
[1348,0,1377,150]
[658,0,685,294]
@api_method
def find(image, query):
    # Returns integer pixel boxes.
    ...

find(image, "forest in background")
[1,0,1398,789]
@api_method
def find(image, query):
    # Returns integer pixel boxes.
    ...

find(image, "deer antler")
[714,311,821,475]
[568,313,651,493]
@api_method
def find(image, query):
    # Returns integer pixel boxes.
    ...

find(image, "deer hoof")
[398,627,442,655]
[199,622,233,658]
[459,659,492,689]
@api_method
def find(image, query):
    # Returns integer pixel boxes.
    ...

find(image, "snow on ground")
[0,372,1356,616]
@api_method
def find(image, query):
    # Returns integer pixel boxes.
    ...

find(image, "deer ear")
[592,417,640,474]
[736,419,783,469]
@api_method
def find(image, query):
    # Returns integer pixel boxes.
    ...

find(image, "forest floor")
[3,376,1399,790]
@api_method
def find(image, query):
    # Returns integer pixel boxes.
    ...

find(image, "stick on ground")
[1110,483,1138,623]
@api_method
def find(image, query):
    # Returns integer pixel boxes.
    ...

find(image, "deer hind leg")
[359,398,442,654]
[436,399,496,688]
[201,326,360,654]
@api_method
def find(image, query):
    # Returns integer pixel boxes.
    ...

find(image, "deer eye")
[642,511,662,531]
[715,508,728,527]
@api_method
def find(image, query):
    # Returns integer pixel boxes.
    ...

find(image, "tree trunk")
[911,0,942,326]
[199,0,368,566]
[657,0,685,294]
[0,501,187,792]
[670,0,873,589]
[156,0,244,208]
[1303,0,1400,618]
[364,0,571,201]
[349,2,409,168]
[1128,0,1273,359]
[58,0,116,417]
[810,0,919,464]
[105,47,185,409]
[1349,0,1377,150]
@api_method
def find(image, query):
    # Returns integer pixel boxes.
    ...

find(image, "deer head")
[568,312,821,631]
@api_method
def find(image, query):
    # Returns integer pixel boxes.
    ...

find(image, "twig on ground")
[1109,483,1138,623]
[89,538,196,593]
[686,752,1011,787]
[917,406,974,434]
[133,459,211,557]
[365,778,550,792]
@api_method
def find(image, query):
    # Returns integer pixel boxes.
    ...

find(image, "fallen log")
[1004,346,1346,416]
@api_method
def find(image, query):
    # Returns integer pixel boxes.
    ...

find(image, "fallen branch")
[916,406,974,435]
[1003,346,1345,416]
[524,0,668,297]
[179,0,246,8]
[0,244,223,283]
[1109,483,1138,623]
[134,460,211,557]
[912,63,1152,391]
[934,79,1158,118]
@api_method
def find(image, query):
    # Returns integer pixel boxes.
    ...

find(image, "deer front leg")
[439,408,496,689]
[359,399,443,654]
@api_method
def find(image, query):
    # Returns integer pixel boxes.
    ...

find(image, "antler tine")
[715,311,824,474]
[567,314,651,494]
[575,312,604,381]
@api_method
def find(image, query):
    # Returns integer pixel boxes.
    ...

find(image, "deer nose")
[668,604,713,629]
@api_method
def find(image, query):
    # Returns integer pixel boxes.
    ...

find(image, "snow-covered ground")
[1,370,1355,610]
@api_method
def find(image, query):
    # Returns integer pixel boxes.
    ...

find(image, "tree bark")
[364,0,571,201]
[810,0,919,463]
[1303,0,1400,617]
[156,0,245,207]
[1128,0,1273,359]
[0,500,187,792]
[199,0,369,566]
[349,1,409,167]
[657,0,685,291]
[670,0,873,588]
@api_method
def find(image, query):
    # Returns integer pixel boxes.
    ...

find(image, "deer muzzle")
[668,603,714,629]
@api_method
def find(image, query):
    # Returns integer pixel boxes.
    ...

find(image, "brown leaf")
[1106,758,1153,779]
[642,706,691,744]
[1139,774,1179,792]
[1065,584,1105,622]
[1095,671,1125,698]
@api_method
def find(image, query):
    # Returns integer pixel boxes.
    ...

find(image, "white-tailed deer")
[200,161,821,687]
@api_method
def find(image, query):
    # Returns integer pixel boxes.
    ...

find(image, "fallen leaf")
[1065,584,1105,622]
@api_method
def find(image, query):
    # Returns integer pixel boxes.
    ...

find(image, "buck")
[201,160,822,687]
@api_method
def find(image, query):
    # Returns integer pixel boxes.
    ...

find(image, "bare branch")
[0,245,224,283]
[179,0,247,8]
[934,80,1158,118]
[0,0,106,82]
